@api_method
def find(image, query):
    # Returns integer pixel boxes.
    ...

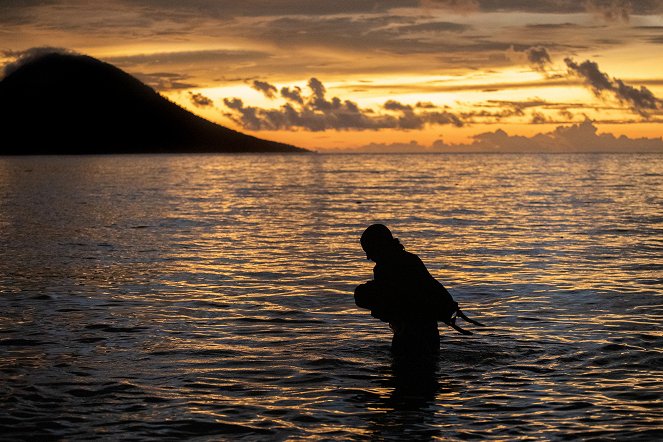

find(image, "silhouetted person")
[355,224,482,364]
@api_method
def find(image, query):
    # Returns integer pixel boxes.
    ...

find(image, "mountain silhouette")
[0,53,307,154]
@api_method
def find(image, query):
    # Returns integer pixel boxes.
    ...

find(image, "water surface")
[0,153,661,439]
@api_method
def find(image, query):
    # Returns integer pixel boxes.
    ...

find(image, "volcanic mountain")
[0,53,306,154]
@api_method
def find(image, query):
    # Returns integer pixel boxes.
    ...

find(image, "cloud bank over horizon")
[337,120,663,153]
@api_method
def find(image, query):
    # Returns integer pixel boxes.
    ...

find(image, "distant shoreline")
[3,151,663,157]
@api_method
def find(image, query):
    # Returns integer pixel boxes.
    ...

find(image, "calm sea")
[0,153,661,440]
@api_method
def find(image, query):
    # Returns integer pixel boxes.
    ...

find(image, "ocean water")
[0,153,661,440]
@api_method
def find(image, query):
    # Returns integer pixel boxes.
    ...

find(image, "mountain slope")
[0,53,306,154]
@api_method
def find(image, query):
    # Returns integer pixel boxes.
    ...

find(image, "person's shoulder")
[403,250,424,264]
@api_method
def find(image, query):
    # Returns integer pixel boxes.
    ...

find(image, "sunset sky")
[2,0,663,151]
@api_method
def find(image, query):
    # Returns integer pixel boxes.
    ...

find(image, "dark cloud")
[251,80,277,99]
[460,106,525,121]
[248,15,485,60]
[223,97,244,110]
[223,78,463,131]
[461,98,639,124]
[6,0,661,22]
[525,23,582,30]
[422,0,663,16]
[506,46,553,72]
[584,0,632,21]
[116,0,419,18]
[385,100,463,128]
[421,0,481,13]
[0,0,58,25]
[104,49,270,68]
[565,57,663,116]
[307,78,330,111]
[457,99,575,124]
[349,77,582,94]
[526,46,552,71]
[397,21,470,33]
[280,86,303,104]
[558,109,575,120]
[133,72,197,90]
[384,100,413,111]
[188,92,214,107]
[530,111,554,124]
[2,0,631,81]
[1,46,75,77]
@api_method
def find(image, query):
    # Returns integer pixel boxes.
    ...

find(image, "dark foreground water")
[0,153,661,440]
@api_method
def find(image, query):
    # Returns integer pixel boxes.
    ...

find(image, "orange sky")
[1,0,662,151]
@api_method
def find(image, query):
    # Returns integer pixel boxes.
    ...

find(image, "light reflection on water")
[0,153,661,439]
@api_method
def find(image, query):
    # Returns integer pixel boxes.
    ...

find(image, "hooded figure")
[355,224,481,360]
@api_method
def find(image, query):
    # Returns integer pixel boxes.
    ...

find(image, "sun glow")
[6,0,657,151]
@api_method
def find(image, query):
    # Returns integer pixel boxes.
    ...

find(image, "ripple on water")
[0,153,662,439]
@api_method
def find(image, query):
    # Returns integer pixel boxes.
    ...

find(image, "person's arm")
[354,280,378,310]
[354,266,398,322]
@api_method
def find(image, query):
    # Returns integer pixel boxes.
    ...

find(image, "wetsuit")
[354,250,457,359]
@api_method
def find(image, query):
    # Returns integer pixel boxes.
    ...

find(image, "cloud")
[4,0,659,25]
[345,120,663,152]
[5,0,648,83]
[584,0,632,22]
[384,100,412,111]
[133,72,197,90]
[530,111,554,124]
[344,140,432,153]
[104,49,270,67]
[397,21,471,33]
[1,46,75,77]
[421,0,480,13]
[115,0,419,18]
[526,46,552,71]
[188,92,214,107]
[223,78,463,131]
[464,118,663,152]
[564,57,663,116]
[421,0,663,16]
[457,99,565,123]
[383,100,463,128]
[506,46,552,72]
[254,15,519,62]
[280,86,303,104]
[251,80,277,98]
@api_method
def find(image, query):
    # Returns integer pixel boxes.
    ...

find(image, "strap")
[457,309,485,326]
[450,322,473,335]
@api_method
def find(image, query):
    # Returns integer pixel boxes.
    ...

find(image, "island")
[0,53,307,154]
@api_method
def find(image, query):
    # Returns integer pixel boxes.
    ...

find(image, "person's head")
[360,224,404,262]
